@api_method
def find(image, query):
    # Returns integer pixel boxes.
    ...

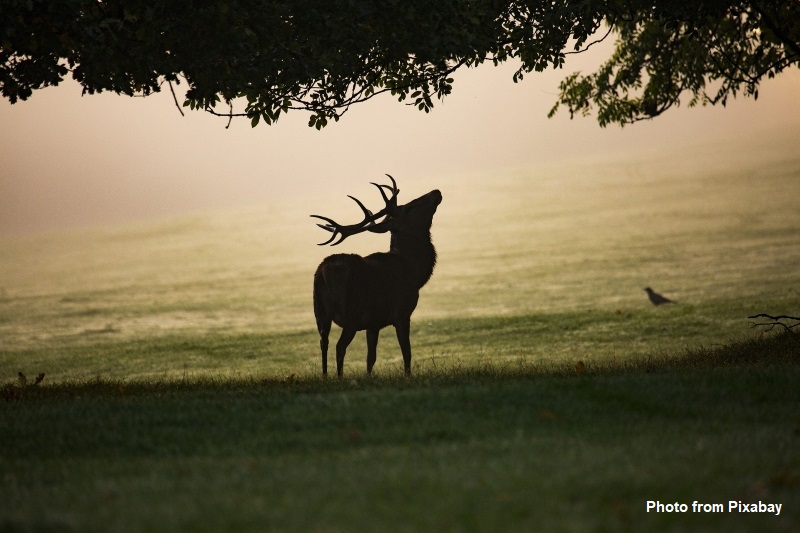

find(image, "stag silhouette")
[312,175,442,377]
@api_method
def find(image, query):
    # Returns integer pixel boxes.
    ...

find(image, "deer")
[311,174,442,377]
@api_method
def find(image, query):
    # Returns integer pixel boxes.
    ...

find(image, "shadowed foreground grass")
[1,333,798,533]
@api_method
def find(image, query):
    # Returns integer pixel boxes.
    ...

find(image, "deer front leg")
[366,329,380,374]
[395,319,412,376]
[336,328,357,378]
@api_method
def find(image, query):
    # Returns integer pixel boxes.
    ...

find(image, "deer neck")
[389,230,437,288]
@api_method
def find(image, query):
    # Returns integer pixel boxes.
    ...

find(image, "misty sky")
[1,43,799,235]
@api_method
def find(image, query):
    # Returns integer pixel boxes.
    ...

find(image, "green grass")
[1,141,800,531]
[0,304,794,382]
[1,334,798,532]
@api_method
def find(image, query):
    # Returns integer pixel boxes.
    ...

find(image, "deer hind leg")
[318,326,330,377]
[315,310,332,376]
[336,328,357,378]
[395,319,413,376]
[314,294,332,377]
[366,328,380,375]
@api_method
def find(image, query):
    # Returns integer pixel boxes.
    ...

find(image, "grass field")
[1,136,799,531]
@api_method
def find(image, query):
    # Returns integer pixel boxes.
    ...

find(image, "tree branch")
[564,23,615,56]
[751,2,800,58]
[168,80,184,117]
[748,314,800,332]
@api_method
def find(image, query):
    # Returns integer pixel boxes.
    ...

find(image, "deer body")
[312,177,441,377]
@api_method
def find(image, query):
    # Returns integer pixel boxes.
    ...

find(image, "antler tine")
[347,195,375,222]
[309,215,341,246]
[384,173,398,193]
[371,182,390,204]
[328,232,347,246]
[320,232,342,246]
[310,214,336,227]
[313,223,346,246]
[371,174,399,206]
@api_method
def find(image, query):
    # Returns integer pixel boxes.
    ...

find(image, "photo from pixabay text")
[647,500,783,516]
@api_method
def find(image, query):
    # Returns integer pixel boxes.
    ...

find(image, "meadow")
[1,135,799,531]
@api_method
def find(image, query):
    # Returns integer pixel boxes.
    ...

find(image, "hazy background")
[1,42,799,236]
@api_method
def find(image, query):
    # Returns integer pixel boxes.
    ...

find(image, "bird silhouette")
[644,287,675,305]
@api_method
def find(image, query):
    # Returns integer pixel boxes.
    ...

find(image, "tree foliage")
[550,1,800,126]
[1,0,798,128]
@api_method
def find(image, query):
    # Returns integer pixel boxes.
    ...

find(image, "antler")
[311,174,399,246]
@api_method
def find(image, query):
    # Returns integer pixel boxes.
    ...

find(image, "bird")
[644,287,675,305]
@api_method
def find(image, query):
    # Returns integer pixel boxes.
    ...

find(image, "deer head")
[312,174,441,246]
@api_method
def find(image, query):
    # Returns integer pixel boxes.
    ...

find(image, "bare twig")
[225,101,234,129]
[748,314,800,332]
[168,80,184,117]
